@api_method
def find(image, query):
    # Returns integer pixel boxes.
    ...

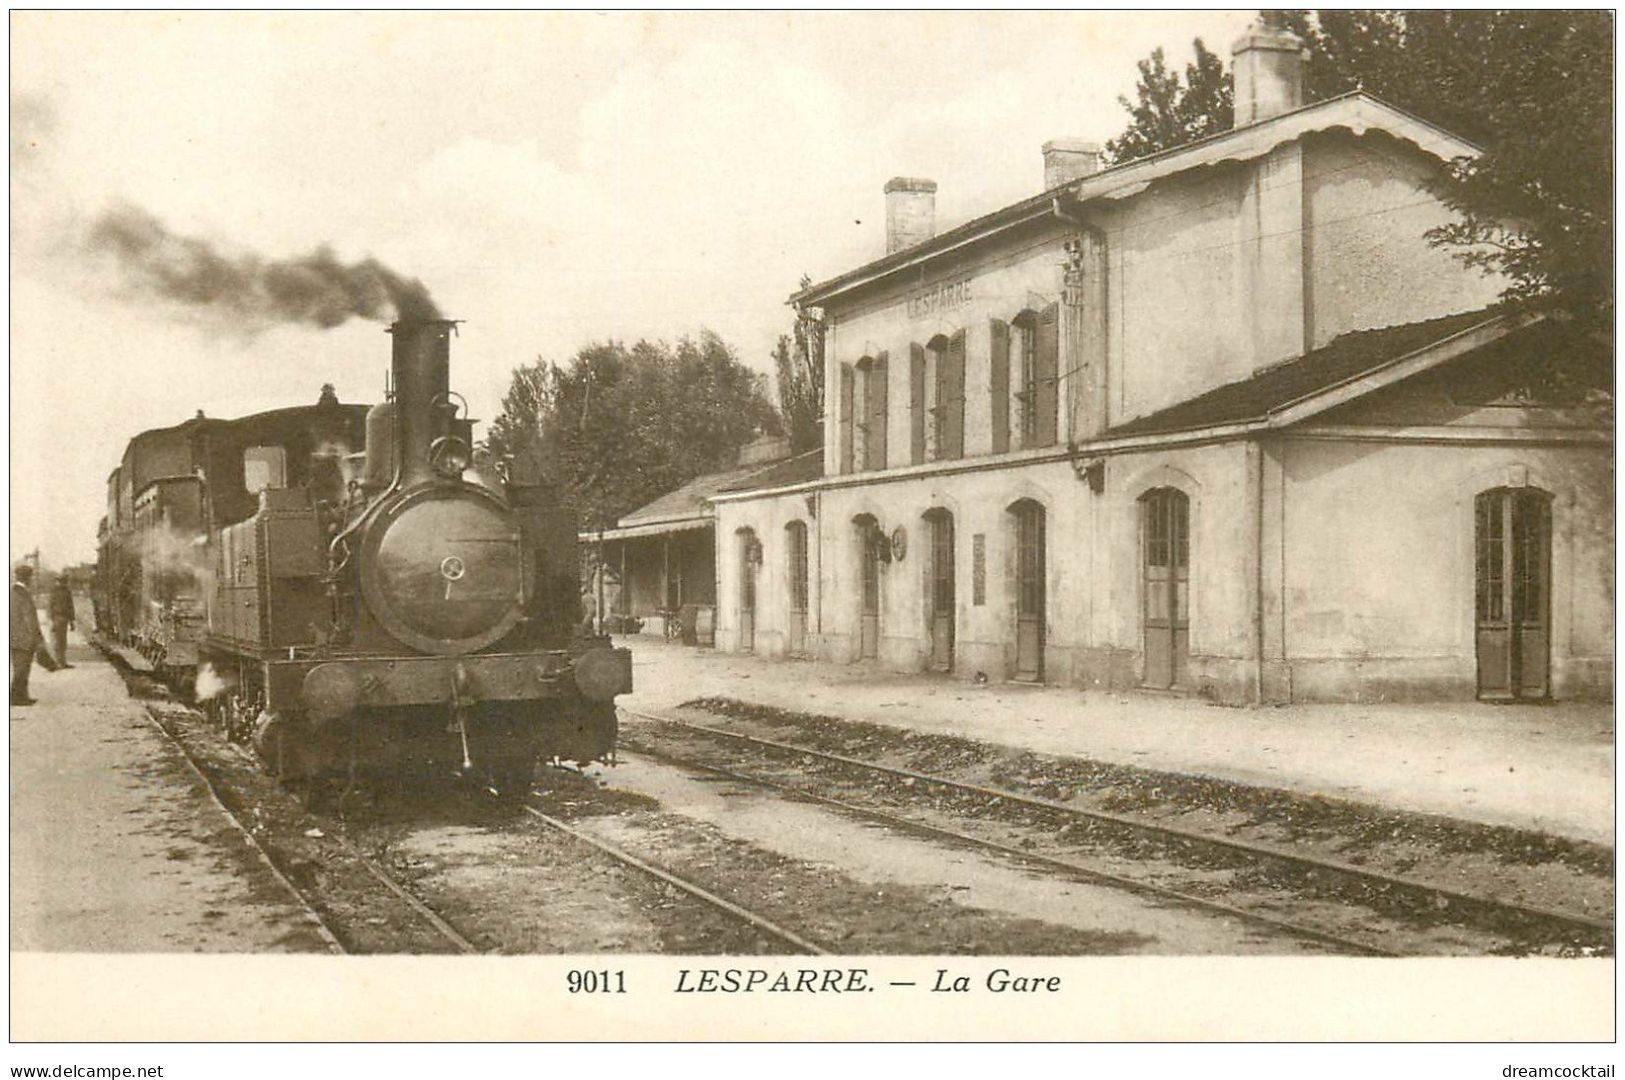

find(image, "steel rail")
[622,706,1614,944]
[341,844,480,954]
[617,740,1394,957]
[211,740,482,955]
[135,680,480,956]
[518,803,832,956]
[139,704,348,955]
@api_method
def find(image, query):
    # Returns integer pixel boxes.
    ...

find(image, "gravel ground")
[670,696,1614,947]
[576,749,1320,954]
[127,667,1249,955]
[146,689,797,954]
[620,639,1612,843]
[11,639,329,953]
[89,643,1608,958]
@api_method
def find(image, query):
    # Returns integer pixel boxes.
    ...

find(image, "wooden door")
[929,514,955,671]
[1014,503,1045,680]
[787,609,806,657]
[1476,489,1550,700]
[859,530,880,659]
[738,532,756,654]
[1142,489,1189,689]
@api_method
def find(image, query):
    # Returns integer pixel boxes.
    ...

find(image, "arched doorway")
[1141,487,1189,689]
[924,509,955,671]
[737,528,759,654]
[786,520,809,657]
[1010,499,1045,681]
[1476,487,1551,700]
[853,514,882,660]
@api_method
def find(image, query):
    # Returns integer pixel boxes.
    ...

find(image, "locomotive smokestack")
[388,318,458,485]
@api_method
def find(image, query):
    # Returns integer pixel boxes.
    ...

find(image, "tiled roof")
[1107,307,1505,438]
[617,449,823,527]
[718,448,824,493]
[617,464,769,527]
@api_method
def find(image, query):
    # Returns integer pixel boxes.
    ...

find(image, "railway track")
[122,647,816,956]
[515,799,830,954]
[136,689,481,956]
[615,742,1390,956]
[137,702,348,955]
[207,735,486,954]
[620,705,1614,955]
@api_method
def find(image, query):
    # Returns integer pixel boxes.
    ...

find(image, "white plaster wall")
[717,435,1611,701]
[806,467,1083,675]
[1099,166,1254,425]
[824,168,1274,462]
[820,129,1514,458]
[713,495,820,660]
[1101,443,1253,661]
[715,440,1255,694]
[1306,132,1506,348]
[826,226,1072,470]
[1277,437,1613,698]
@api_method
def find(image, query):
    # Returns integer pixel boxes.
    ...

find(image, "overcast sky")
[10,10,1257,566]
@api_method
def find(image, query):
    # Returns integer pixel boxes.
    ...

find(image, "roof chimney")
[1231,18,1306,127]
[1043,139,1102,189]
[884,177,937,255]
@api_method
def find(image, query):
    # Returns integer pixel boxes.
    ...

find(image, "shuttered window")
[1035,304,1059,446]
[1016,307,1059,448]
[989,319,1010,454]
[1015,318,1038,445]
[865,352,888,471]
[838,363,855,474]
[909,344,927,465]
[931,331,966,460]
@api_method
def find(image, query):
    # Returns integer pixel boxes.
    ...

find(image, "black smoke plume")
[84,203,441,328]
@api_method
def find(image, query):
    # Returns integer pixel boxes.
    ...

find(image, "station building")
[709,23,1613,703]
[584,434,817,641]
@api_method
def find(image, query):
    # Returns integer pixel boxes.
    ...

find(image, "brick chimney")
[1042,139,1102,189]
[884,177,937,254]
[1231,19,1306,126]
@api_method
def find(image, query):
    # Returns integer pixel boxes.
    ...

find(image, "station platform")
[10,628,331,952]
[619,638,1615,847]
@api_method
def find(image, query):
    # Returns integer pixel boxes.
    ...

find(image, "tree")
[1106,11,1613,377]
[772,275,826,452]
[485,331,781,528]
[1103,40,1231,166]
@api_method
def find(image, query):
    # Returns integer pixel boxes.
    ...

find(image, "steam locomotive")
[94,319,629,798]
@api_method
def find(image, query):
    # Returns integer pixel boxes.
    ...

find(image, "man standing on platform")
[48,576,75,670]
[11,565,44,706]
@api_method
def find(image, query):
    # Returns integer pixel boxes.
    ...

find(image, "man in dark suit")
[48,577,75,669]
[12,565,43,706]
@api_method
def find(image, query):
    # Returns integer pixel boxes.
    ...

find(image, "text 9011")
[567,969,627,994]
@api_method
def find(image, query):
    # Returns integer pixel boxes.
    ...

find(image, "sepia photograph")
[7,7,1615,1051]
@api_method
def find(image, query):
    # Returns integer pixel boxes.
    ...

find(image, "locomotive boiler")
[102,318,629,801]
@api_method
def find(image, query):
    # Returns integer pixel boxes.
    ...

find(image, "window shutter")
[946,330,967,459]
[1035,304,1059,447]
[869,352,888,470]
[838,363,855,473]
[989,319,1010,454]
[910,344,926,465]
